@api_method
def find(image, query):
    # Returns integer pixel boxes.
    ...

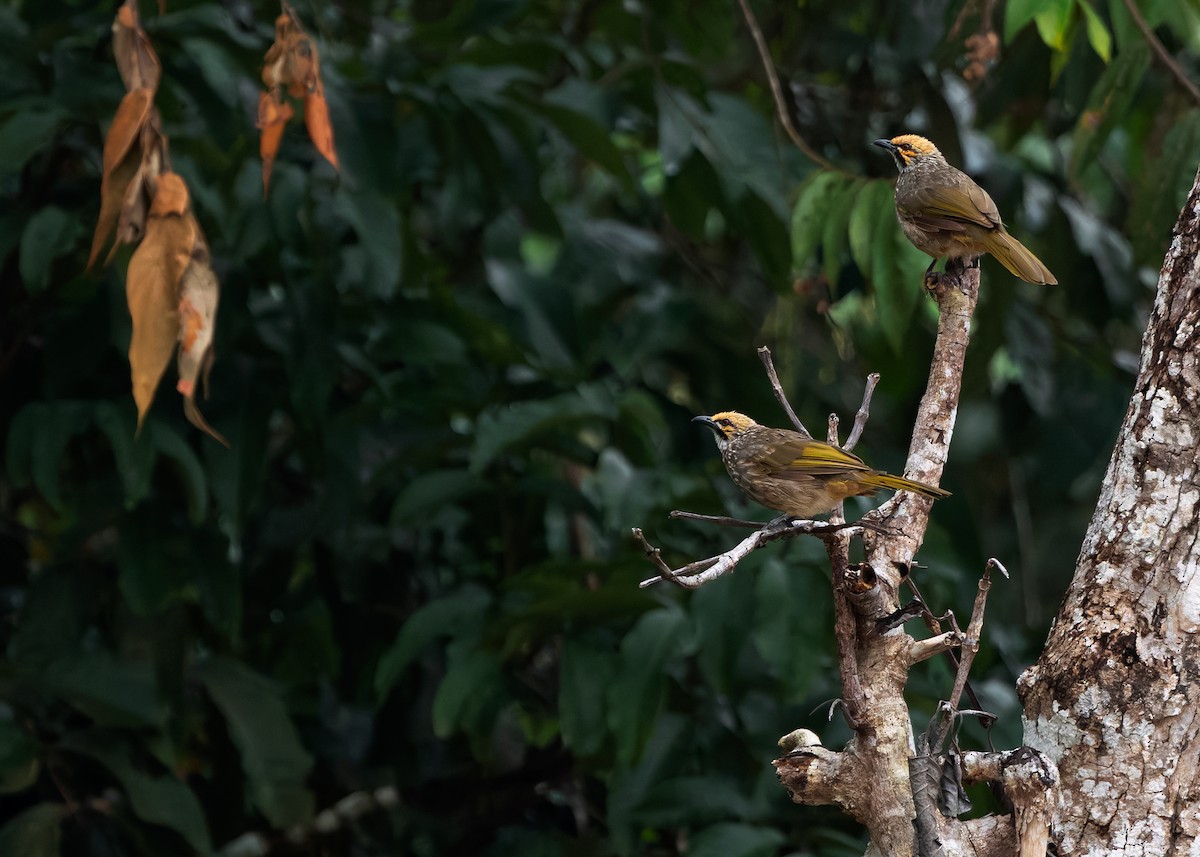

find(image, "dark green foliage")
[0,0,1193,854]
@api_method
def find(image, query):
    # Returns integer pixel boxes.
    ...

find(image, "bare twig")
[1120,0,1200,107]
[827,412,840,445]
[669,510,763,528]
[904,574,993,727]
[636,519,866,588]
[909,631,961,664]
[734,0,836,170]
[930,558,1002,753]
[843,372,880,452]
[756,345,809,435]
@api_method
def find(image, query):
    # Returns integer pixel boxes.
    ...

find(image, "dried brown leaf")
[113,0,162,93]
[88,88,154,269]
[176,251,226,445]
[258,2,338,192]
[126,173,195,431]
[257,92,294,195]
[304,83,338,171]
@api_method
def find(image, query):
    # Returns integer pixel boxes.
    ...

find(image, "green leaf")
[0,803,63,857]
[470,384,612,472]
[179,37,241,106]
[1129,109,1200,262]
[738,190,791,286]
[606,714,689,854]
[873,197,927,353]
[0,717,39,794]
[431,644,508,738]
[375,585,491,700]
[1004,0,1042,42]
[605,606,687,765]
[790,171,846,273]
[93,401,156,509]
[526,101,635,190]
[636,776,755,827]
[153,427,209,524]
[848,180,893,280]
[558,635,617,757]
[1033,0,1075,51]
[822,178,866,291]
[686,823,786,857]
[4,401,91,512]
[58,731,211,854]
[1070,41,1151,177]
[19,206,81,293]
[334,189,404,299]
[1080,0,1112,61]
[0,108,65,181]
[196,657,314,829]
[41,651,166,727]
[7,569,97,670]
[389,470,488,526]
[117,517,192,616]
[752,559,827,701]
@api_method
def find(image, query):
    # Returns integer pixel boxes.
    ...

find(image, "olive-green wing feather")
[898,180,1002,232]
[755,432,871,479]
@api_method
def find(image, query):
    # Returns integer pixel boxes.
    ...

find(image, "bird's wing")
[756,432,871,479]
[899,181,1003,232]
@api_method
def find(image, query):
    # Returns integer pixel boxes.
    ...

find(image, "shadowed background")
[1,0,1196,853]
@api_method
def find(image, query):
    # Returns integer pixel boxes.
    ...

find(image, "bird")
[873,134,1056,285]
[694,411,949,518]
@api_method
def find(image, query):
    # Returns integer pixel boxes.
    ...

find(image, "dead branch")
[668,510,762,528]
[844,372,880,451]
[757,345,810,435]
[734,0,836,170]
[1120,0,1200,107]
[960,748,1059,857]
[635,519,866,589]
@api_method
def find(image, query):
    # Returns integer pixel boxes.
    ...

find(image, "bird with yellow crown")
[873,134,1056,285]
[693,411,949,519]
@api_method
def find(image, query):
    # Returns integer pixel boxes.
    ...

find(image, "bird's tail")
[984,231,1057,285]
[860,472,951,499]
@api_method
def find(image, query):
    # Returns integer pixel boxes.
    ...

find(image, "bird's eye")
[718,419,730,426]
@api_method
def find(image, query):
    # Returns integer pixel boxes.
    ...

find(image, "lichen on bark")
[1019,168,1200,855]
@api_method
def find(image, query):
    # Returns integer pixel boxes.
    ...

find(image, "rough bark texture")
[779,268,998,857]
[1018,168,1200,855]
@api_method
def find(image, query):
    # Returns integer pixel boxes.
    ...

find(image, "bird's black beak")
[692,415,719,434]
[872,138,896,153]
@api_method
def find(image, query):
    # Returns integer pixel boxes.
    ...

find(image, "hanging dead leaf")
[257,92,294,195]
[262,4,318,95]
[304,82,338,171]
[176,245,226,446]
[126,173,195,431]
[113,0,161,94]
[88,88,153,269]
[258,1,339,193]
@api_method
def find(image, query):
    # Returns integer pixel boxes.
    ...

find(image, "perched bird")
[873,134,1056,285]
[694,411,949,518]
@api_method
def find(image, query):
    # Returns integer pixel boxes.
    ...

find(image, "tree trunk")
[1019,167,1200,854]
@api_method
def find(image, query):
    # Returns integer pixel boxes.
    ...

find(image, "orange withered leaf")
[113,1,161,94]
[257,92,294,195]
[88,88,153,269]
[258,1,339,193]
[126,173,196,432]
[303,83,338,171]
[176,246,227,446]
